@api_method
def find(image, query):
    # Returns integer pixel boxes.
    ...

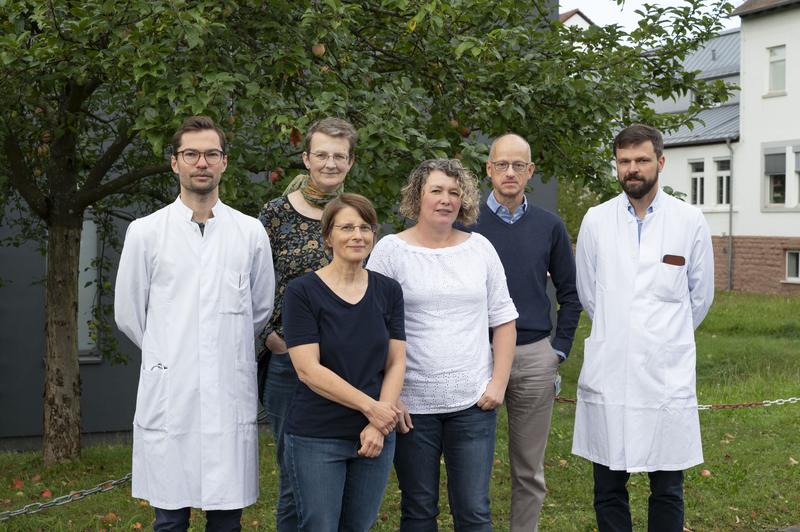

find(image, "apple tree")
[0,0,733,464]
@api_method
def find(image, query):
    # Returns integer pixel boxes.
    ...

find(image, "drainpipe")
[726,137,734,291]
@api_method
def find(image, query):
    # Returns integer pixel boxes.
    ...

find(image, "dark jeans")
[393,404,497,532]
[592,462,684,532]
[262,353,300,532]
[285,432,396,531]
[153,507,242,532]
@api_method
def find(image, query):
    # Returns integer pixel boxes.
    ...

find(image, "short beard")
[187,184,217,195]
[620,173,657,200]
[185,172,218,195]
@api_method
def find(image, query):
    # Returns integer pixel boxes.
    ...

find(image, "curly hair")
[399,159,481,226]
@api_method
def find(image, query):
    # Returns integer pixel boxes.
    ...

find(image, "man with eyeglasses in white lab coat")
[115,115,274,531]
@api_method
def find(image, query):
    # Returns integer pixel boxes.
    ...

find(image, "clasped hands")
[358,399,414,458]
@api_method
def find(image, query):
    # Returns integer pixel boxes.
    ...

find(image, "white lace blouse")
[367,233,518,414]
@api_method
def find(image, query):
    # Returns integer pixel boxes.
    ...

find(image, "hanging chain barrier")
[697,396,800,411]
[555,395,800,410]
[2,397,798,521]
[0,473,131,522]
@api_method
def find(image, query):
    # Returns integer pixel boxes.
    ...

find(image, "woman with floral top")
[258,117,358,532]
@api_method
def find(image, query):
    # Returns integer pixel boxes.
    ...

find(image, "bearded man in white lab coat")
[573,124,714,532]
[115,116,275,531]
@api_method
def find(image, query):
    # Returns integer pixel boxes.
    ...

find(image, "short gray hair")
[304,117,358,158]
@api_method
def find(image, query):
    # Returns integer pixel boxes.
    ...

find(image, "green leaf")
[454,40,474,59]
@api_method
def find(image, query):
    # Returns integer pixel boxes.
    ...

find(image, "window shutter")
[765,153,784,175]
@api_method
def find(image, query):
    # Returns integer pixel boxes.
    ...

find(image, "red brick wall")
[712,235,800,294]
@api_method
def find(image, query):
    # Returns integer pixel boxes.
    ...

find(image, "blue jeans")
[393,404,497,532]
[262,353,300,532]
[285,432,396,532]
[153,507,242,532]
[593,463,684,532]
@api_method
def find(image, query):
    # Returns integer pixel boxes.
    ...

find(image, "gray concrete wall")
[0,221,140,445]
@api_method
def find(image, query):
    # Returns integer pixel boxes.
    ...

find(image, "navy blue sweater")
[470,201,581,356]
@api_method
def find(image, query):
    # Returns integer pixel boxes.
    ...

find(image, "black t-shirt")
[283,269,405,439]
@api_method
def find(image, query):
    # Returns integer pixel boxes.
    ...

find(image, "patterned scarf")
[282,174,343,208]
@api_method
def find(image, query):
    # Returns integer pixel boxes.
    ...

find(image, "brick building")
[656,0,800,294]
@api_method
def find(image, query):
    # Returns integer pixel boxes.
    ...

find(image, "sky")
[561,0,745,32]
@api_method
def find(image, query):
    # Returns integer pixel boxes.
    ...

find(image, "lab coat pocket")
[577,337,604,397]
[220,269,249,314]
[235,360,258,425]
[665,343,696,399]
[652,262,688,303]
[134,365,169,430]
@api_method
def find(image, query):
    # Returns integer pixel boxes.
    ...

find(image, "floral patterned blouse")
[258,196,330,339]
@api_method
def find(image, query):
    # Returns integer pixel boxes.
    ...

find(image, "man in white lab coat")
[115,116,274,531]
[573,124,714,532]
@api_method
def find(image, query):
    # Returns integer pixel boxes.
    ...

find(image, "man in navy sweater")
[471,133,581,531]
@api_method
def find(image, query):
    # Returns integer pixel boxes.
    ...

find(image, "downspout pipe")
[726,137,734,291]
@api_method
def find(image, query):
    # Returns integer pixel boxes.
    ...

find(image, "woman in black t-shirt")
[282,193,406,532]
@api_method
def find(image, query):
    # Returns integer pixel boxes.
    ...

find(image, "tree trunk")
[42,223,82,466]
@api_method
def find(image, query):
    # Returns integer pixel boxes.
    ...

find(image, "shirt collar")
[173,195,223,221]
[625,187,662,218]
[486,191,527,215]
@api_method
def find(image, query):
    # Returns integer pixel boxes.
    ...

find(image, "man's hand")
[395,398,413,433]
[364,400,401,435]
[357,424,385,458]
[266,331,288,354]
[476,380,506,410]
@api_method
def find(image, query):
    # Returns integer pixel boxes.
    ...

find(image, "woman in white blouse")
[367,159,517,531]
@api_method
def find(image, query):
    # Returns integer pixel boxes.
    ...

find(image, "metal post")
[726,137,734,291]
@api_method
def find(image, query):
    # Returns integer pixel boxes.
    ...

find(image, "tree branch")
[47,0,80,45]
[65,78,102,115]
[84,120,136,190]
[2,128,49,220]
[73,162,171,211]
[107,209,137,223]
[48,78,104,201]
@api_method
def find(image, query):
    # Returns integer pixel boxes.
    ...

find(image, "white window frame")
[764,152,786,207]
[689,160,705,206]
[768,45,786,94]
[768,174,786,206]
[786,250,800,283]
[796,148,800,206]
[715,159,731,206]
[78,216,100,362]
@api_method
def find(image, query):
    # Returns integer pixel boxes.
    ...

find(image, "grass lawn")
[1,292,798,531]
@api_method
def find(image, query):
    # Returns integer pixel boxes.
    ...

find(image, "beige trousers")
[505,337,561,532]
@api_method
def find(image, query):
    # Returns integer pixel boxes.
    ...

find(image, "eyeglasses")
[310,151,350,164]
[334,223,378,234]
[175,149,225,166]
[490,160,531,173]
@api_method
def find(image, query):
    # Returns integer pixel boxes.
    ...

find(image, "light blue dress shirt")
[487,191,528,224]
[625,188,662,243]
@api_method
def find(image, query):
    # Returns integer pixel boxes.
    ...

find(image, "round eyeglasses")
[176,149,225,166]
[334,223,378,234]
[310,151,350,165]
[490,160,531,173]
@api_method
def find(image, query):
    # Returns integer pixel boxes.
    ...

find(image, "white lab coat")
[114,197,274,509]
[572,190,714,472]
